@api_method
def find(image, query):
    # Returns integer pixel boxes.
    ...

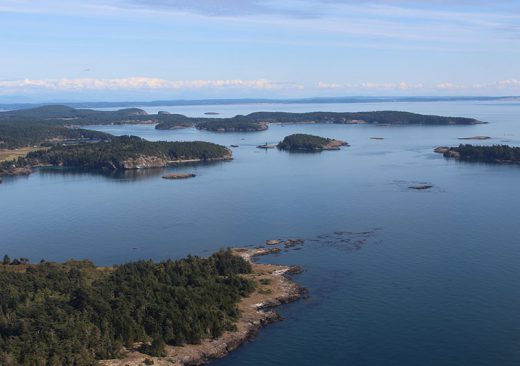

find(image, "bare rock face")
[122,156,168,169]
[433,147,460,159]
[266,239,281,245]
[322,139,349,150]
[434,146,450,154]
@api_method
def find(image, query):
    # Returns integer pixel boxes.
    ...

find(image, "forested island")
[435,144,520,164]
[1,136,231,176]
[0,248,302,366]
[244,111,482,125]
[156,110,483,131]
[278,134,348,151]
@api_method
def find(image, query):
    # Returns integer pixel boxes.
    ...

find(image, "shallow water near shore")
[2,100,520,365]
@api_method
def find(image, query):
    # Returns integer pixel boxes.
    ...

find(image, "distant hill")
[245,111,482,125]
[0,105,150,125]
[0,106,190,148]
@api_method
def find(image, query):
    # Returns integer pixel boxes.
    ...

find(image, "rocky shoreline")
[0,154,232,178]
[100,247,304,366]
[322,139,349,150]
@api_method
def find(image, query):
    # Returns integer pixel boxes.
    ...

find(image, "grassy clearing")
[0,146,46,162]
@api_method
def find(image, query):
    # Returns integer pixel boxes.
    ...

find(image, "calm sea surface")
[2,101,520,365]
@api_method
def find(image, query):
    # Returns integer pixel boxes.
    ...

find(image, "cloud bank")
[1,77,520,98]
[0,77,303,93]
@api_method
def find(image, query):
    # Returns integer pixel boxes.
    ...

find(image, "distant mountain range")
[0,96,518,110]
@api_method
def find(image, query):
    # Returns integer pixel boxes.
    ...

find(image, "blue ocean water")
[1,100,520,365]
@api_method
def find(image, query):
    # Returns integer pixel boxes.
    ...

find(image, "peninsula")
[1,136,231,176]
[278,133,349,151]
[434,144,520,164]
[0,248,303,366]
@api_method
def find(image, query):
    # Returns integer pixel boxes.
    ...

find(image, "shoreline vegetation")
[101,247,303,366]
[0,248,303,366]
[434,144,520,164]
[277,133,349,152]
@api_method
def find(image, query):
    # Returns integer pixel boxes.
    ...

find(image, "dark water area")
[1,100,520,365]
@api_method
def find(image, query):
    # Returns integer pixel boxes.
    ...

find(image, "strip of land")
[0,136,231,177]
[0,248,303,365]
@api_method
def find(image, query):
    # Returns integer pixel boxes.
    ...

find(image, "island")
[434,144,520,164]
[458,136,491,140]
[0,248,303,366]
[162,172,196,180]
[277,133,349,152]
[156,110,483,131]
[246,111,483,125]
[409,184,433,190]
[1,136,231,176]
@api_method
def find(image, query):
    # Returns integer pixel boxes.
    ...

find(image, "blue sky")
[1,0,519,101]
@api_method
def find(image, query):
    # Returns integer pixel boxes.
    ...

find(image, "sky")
[1,0,520,102]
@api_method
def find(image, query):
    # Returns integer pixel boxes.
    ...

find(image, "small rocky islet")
[162,173,196,180]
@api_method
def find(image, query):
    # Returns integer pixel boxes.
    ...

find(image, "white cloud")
[2,77,520,97]
[435,82,466,90]
[317,81,424,90]
[316,79,520,93]
[0,77,304,93]
[317,81,343,89]
[496,79,520,88]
